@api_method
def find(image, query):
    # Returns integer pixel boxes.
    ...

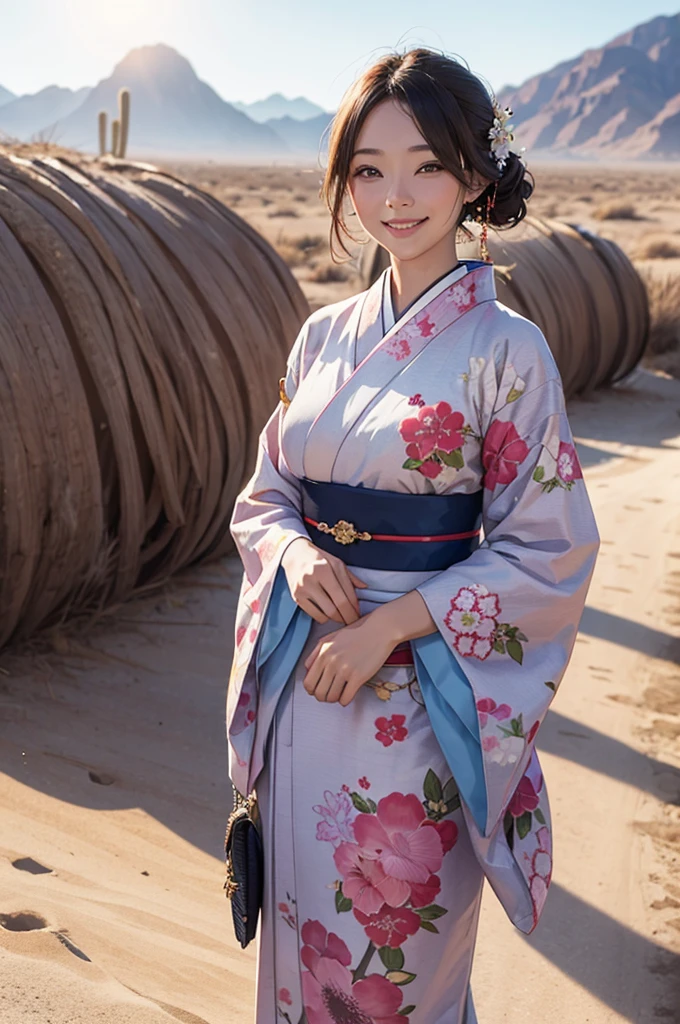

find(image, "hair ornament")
[488,98,525,170]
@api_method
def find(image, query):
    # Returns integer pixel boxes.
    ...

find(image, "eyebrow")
[352,144,434,156]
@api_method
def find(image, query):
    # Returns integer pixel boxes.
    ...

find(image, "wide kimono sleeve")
[414,322,600,839]
[226,317,312,790]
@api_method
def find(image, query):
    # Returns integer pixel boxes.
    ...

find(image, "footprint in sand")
[12,857,52,875]
[0,911,92,961]
[0,911,48,931]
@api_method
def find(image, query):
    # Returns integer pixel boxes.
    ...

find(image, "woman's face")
[347,98,484,261]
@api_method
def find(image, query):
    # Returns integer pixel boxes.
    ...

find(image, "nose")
[385,175,415,211]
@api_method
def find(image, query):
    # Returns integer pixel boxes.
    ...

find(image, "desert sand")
[0,163,679,1023]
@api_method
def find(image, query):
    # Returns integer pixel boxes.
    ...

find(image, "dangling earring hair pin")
[477,180,498,263]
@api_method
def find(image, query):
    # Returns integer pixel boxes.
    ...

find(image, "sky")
[0,1,674,108]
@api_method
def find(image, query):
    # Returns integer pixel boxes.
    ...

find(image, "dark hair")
[321,48,534,260]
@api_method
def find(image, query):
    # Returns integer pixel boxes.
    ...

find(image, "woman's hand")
[302,590,438,706]
[281,537,367,625]
[302,613,397,706]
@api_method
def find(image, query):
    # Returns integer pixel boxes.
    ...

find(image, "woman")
[227,48,599,1024]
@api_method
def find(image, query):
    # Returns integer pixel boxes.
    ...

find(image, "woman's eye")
[418,162,444,173]
[353,166,380,178]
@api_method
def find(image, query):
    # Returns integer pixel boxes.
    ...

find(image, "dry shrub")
[593,200,641,221]
[308,261,350,283]
[639,267,680,377]
[633,234,680,260]
[294,234,325,255]
[274,233,326,268]
[268,206,300,218]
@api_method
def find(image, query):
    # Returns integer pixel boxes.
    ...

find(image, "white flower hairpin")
[488,99,525,170]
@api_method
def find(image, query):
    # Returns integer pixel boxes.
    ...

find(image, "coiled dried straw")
[0,151,309,646]
[360,216,650,399]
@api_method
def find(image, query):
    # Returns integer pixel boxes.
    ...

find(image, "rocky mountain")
[498,13,680,159]
[0,85,15,107]
[263,112,334,155]
[0,86,91,142]
[44,44,287,159]
[233,92,326,123]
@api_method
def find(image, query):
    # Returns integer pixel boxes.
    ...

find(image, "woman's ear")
[464,176,492,207]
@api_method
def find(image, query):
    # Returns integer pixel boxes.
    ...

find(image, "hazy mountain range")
[498,13,679,159]
[0,12,677,160]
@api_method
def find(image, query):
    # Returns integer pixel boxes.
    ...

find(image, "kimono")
[226,258,599,1024]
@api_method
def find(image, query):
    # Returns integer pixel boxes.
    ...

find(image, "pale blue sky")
[1,2,674,108]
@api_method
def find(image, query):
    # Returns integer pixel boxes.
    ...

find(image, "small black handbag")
[224,787,264,949]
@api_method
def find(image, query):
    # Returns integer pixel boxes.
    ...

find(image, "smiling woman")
[226,46,598,1024]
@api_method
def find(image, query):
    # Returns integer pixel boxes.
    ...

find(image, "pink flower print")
[526,720,540,745]
[415,311,436,337]
[248,628,257,643]
[408,872,442,909]
[448,278,477,313]
[508,775,540,818]
[444,585,499,661]
[475,697,512,728]
[354,904,421,949]
[417,458,443,479]
[488,735,524,765]
[423,817,458,855]
[408,393,425,407]
[482,734,500,752]
[301,919,352,973]
[333,842,394,915]
[385,336,411,361]
[278,988,292,1006]
[526,826,552,928]
[236,625,246,647]
[302,954,408,1024]
[353,792,444,896]
[278,901,290,913]
[482,419,530,491]
[399,402,465,460]
[313,790,356,847]
[358,776,371,790]
[374,714,408,747]
[556,441,583,484]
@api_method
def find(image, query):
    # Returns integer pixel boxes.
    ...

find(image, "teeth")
[388,221,422,230]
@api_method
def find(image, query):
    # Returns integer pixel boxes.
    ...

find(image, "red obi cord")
[303,517,480,543]
[384,643,414,666]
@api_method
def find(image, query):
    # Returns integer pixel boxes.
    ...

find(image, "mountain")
[45,44,287,159]
[0,86,91,142]
[263,112,334,155]
[498,13,680,159]
[0,85,15,108]
[233,92,327,123]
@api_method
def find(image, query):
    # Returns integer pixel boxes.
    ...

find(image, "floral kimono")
[226,258,599,1024]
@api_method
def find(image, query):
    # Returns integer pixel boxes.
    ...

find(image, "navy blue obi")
[300,478,483,572]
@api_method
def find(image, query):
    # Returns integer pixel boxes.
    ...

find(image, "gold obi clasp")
[278,377,291,408]
[316,520,372,545]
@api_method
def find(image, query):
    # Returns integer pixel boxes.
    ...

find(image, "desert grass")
[639,268,680,377]
[634,234,680,259]
[593,199,642,220]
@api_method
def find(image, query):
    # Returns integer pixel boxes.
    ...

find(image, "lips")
[383,218,427,229]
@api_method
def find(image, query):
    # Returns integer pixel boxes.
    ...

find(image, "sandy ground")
[0,160,679,1021]
[0,364,678,1023]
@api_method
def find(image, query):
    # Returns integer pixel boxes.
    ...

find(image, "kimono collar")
[301,259,497,481]
[381,259,492,334]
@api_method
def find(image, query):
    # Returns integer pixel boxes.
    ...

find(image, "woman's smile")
[381,216,429,237]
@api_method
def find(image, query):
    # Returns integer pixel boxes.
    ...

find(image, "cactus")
[96,88,131,158]
[118,88,130,158]
[111,119,120,157]
[98,111,107,156]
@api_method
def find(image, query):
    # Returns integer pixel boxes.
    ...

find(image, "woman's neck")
[389,238,461,319]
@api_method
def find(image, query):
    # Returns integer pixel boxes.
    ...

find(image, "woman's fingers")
[347,569,368,589]
[321,568,359,625]
[297,597,329,624]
